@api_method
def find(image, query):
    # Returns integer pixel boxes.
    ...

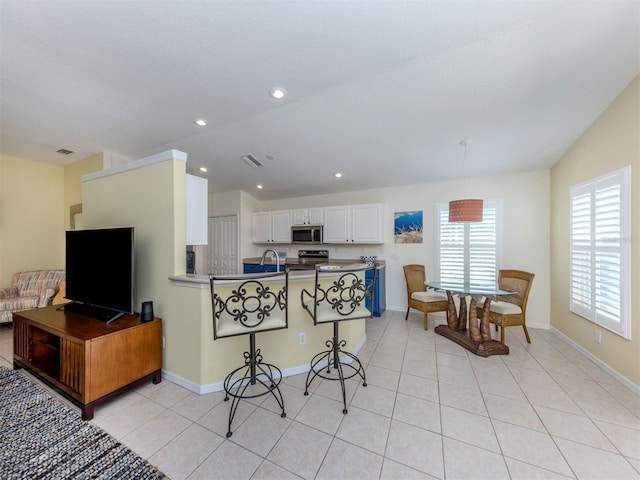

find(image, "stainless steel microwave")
[291,225,323,244]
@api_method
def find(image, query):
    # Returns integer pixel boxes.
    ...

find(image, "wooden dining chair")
[403,264,448,330]
[484,269,535,344]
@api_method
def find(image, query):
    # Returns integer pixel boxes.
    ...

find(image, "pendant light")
[448,139,483,223]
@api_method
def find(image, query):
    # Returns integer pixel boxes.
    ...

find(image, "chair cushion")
[215,314,287,338]
[302,298,371,324]
[490,301,522,315]
[411,291,448,303]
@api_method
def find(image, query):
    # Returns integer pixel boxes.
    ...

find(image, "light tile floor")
[1,310,639,480]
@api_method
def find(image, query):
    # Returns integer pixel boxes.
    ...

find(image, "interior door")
[205,215,238,275]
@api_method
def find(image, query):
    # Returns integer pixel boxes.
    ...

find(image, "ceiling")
[1,1,638,200]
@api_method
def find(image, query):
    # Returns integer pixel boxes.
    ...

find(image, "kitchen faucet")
[259,249,280,271]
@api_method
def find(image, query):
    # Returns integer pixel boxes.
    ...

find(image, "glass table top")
[426,279,518,298]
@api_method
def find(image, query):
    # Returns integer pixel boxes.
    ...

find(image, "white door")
[205,215,238,275]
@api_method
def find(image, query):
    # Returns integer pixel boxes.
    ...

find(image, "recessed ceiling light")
[194,119,207,127]
[269,87,286,99]
[257,184,264,189]
[334,172,343,178]
[199,166,208,172]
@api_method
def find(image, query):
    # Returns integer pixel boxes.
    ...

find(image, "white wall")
[246,169,551,329]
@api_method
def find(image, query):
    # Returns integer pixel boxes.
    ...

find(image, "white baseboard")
[162,334,368,395]
[550,327,640,395]
[388,306,637,394]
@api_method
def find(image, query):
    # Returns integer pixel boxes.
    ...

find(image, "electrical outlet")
[298,332,307,345]
[595,330,602,344]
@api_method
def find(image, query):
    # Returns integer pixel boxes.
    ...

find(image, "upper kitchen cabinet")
[324,203,384,244]
[252,210,292,243]
[292,208,324,226]
[186,174,208,245]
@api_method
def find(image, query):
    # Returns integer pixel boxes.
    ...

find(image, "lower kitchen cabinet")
[366,266,386,317]
[243,263,285,274]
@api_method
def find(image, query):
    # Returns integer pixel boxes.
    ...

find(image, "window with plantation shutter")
[436,201,501,284]
[570,166,631,339]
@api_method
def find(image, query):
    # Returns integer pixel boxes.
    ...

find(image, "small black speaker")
[141,301,154,322]
[186,250,196,274]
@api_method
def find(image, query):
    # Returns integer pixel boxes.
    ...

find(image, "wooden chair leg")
[405,307,410,320]
[500,326,505,344]
[522,324,531,343]
[423,312,428,330]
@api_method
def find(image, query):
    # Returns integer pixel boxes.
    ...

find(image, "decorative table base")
[434,290,510,357]
[435,325,509,357]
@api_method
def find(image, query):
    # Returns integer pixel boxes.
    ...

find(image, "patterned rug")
[0,367,167,479]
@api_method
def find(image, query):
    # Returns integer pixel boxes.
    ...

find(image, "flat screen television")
[65,227,135,322]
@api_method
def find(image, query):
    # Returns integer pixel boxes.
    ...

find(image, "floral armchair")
[0,270,65,324]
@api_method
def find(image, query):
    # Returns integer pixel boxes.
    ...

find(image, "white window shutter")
[570,166,631,339]
[437,201,500,284]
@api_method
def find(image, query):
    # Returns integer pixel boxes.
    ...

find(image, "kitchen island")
[241,258,386,316]
[168,268,370,394]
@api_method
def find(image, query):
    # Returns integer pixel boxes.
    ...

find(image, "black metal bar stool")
[300,264,375,414]
[210,270,289,437]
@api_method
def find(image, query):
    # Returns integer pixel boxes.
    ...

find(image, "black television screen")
[65,227,135,321]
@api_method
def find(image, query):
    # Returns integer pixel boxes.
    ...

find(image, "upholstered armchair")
[0,270,66,323]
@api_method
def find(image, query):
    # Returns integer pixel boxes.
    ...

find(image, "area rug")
[0,367,167,479]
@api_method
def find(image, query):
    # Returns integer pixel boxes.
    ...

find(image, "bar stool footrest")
[223,360,286,437]
[304,337,366,414]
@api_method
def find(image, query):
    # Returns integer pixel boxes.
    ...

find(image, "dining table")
[425,279,519,357]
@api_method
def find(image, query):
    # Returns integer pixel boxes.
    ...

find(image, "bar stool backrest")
[301,264,374,325]
[210,271,288,339]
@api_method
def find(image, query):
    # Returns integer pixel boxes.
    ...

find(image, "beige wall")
[63,152,103,230]
[0,155,65,286]
[550,75,639,385]
[81,152,364,389]
[81,153,204,383]
[243,169,551,331]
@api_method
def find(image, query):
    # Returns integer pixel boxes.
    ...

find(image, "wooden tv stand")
[13,305,162,420]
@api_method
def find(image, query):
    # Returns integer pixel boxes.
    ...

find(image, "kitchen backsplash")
[271,245,384,260]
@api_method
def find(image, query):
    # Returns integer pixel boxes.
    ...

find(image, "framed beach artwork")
[394,211,423,243]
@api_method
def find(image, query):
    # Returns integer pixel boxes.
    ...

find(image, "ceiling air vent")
[56,148,74,155]
[240,154,263,168]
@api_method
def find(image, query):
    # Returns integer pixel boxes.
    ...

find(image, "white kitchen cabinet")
[186,174,208,245]
[323,203,383,244]
[352,203,384,242]
[252,210,292,243]
[323,206,350,243]
[292,207,324,225]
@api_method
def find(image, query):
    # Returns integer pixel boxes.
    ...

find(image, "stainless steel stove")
[291,249,329,270]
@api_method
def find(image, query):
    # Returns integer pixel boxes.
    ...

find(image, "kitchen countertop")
[170,261,380,287]
[242,257,386,268]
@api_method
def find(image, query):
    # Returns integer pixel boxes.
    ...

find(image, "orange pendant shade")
[448,199,483,222]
